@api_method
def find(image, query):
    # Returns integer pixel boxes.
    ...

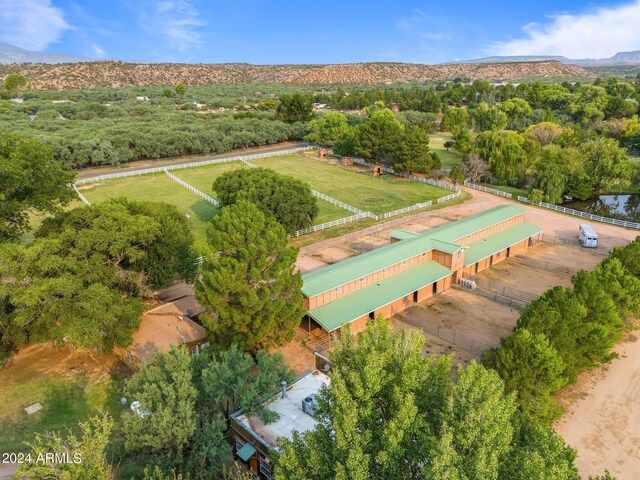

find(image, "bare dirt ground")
[296,187,637,273]
[2,342,119,381]
[401,290,520,348]
[393,318,477,366]
[555,332,640,480]
[477,243,604,297]
[271,328,316,375]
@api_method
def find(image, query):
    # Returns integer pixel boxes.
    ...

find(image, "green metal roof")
[389,228,421,240]
[307,260,452,332]
[237,442,256,461]
[463,221,542,266]
[302,205,527,297]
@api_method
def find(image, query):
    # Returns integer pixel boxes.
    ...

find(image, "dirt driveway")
[555,332,640,479]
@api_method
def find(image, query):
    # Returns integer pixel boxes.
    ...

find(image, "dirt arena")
[397,290,520,348]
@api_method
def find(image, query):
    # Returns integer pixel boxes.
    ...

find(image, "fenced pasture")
[250,154,453,214]
[76,150,463,251]
[79,174,218,251]
[172,160,352,225]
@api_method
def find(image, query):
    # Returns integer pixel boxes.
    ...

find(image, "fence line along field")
[79,173,218,252]
[77,152,460,253]
[250,154,452,214]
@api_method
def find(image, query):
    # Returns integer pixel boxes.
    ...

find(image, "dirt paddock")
[396,289,520,350]
[476,242,604,297]
[555,332,640,479]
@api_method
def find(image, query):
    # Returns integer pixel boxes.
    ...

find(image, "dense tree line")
[305,102,441,174]
[0,198,196,358]
[0,101,307,168]
[483,236,640,423]
[273,319,581,480]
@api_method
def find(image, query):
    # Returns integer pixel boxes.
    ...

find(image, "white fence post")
[164,169,219,206]
[72,184,91,206]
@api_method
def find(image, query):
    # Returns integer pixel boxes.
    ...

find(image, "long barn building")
[301,204,542,336]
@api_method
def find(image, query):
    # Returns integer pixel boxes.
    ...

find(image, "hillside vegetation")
[0,60,591,90]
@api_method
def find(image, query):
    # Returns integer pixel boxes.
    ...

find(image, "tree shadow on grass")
[190,199,220,224]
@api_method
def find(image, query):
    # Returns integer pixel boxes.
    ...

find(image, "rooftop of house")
[233,370,331,448]
[129,301,207,363]
[301,204,530,297]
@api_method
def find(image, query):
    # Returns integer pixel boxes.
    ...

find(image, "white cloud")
[493,1,640,58]
[0,0,69,50]
[91,44,107,59]
[141,0,207,51]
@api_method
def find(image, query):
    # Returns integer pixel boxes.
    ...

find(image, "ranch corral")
[472,242,604,297]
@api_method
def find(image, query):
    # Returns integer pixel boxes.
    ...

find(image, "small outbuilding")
[114,298,208,368]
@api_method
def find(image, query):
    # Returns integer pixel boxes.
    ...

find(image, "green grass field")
[173,161,353,224]
[251,154,451,214]
[80,174,218,252]
[0,347,127,453]
[429,134,462,170]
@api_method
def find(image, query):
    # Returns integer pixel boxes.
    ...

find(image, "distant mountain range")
[451,51,640,67]
[0,44,88,64]
[0,60,591,90]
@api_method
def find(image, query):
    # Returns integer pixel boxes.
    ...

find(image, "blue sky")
[1,0,640,63]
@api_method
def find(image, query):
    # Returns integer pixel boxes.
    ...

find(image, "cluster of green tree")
[0,198,196,358]
[0,130,75,241]
[16,346,293,480]
[304,104,441,174]
[3,73,28,99]
[213,168,318,234]
[0,99,307,168]
[195,200,304,352]
[483,237,640,423]
[273,319,583,480]
[448,114,638,201]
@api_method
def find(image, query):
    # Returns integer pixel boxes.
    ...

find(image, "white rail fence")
[348,157,460,193]
[311,190,365,215]
[518,196,640,230]
[240,158,258,168]
[74,145,464,239]
[164,169,219,206]
[75,146,310,185]
[72,184,92,206]
[463,180,514,198]
[291,212,371,237]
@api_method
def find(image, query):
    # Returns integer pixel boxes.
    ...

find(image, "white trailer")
[579,224,598,248]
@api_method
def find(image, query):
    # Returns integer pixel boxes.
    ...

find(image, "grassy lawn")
[80,174,218,253]
[174,160,361,224]
[172,161,248,194]
[429,133,462,171]
[251,154,451,214]
[0,345,128,453]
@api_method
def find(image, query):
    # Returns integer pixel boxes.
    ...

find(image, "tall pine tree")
[195,200,304,351]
